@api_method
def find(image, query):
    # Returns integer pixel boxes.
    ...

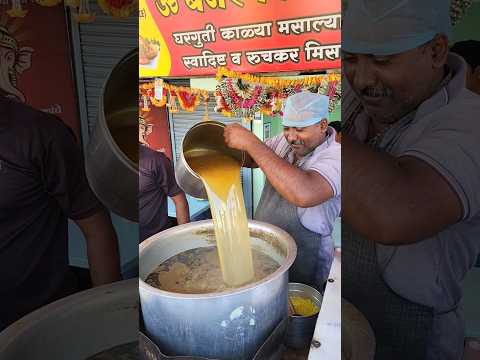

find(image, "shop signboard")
[139,0,341,77]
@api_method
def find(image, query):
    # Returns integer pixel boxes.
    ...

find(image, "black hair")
[450,40,480,71]
[329,121,342,132]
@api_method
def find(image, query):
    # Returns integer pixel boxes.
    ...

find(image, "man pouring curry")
[224,92,341,290]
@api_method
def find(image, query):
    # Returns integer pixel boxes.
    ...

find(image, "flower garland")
[140,94,151,112]
[167,91,179,113]
[139,82,209,113]
[217,78,269,119]
[65,0,80,7]
[139,85,167,108]
[450,0,472,25]
[71,0,96,22]
[214,90,233,117]
[215,68,341,118]
[35,0,63,6]
[317,77,341,112]
[216,67,340,89]
[7,0,28,17]
[176,90,203,112]
[150,95,167,107]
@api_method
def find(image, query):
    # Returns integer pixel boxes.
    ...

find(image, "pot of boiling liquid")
[139,220,297,360]
[85,48,138,221]
[143,124,295,359]
[174,120,245,200]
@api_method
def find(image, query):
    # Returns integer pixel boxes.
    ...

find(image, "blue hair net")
[282,92,329,128]
[343,0,452,55]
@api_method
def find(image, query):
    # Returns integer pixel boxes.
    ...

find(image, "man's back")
[0,97,102,329]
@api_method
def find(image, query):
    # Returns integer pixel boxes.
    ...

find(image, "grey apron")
[342,223,434,360]
[254,179,332,290]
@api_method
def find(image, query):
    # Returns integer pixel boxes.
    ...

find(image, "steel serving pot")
[85,48,138,221]
[174,120,245,199]
[139,220,297,360]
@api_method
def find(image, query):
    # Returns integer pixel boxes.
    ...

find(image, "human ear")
[321,119,329,131]
[429,34,449,69]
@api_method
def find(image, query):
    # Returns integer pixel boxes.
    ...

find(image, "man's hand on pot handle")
[224,123,261,152]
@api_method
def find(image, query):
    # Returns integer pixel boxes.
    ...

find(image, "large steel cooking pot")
[174,121,245,199]
[139,220,297,360]
[85,48,138,221]
[0,279,138,360]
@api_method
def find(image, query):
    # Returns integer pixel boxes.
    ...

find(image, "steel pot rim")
[180,120,245,183]
[0,279,137,350]
[139,219,297,300]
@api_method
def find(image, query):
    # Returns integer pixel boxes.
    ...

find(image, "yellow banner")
[139,0,171,78]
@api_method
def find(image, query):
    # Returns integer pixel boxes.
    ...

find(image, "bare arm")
[342,135,462,245]
[225,124,333,207]
[246,141,333,207]
[171,192,190,224]
[74,210,122,286]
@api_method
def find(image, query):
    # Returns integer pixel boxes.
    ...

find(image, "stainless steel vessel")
[0,279,138,360]
[174,121,245,199]
[285,283,323,349]
[85,49,138,221]
[139,220,297,360]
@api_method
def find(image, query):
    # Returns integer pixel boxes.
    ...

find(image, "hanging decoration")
[65,0,80,7]
[217,78,269,119]
[141,94,151,112]
[176,90,203,112]
[150,88,167,107]
[35,0,63,6]
[214,67,341,119]
[98,0,137,18]
[450,0,472,25]
[138,95,144,112]
[154,78,164,101]
[281,85,303,98]
[202,96,210,122]
[7,0,28,17]
[260,91,287,117]
[72,0,96,22]
[139,82,209,113]
[214,90,232,117]
[216,67,340,90]
[167,90,179,113]
[139,68,341,122]
[317,77,341,112]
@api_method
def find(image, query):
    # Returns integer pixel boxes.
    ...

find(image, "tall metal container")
[139,220,297,360]
[174,120,245,199]
[85,49,138,221]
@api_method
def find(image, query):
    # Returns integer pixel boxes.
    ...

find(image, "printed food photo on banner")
[138,1,343,359]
